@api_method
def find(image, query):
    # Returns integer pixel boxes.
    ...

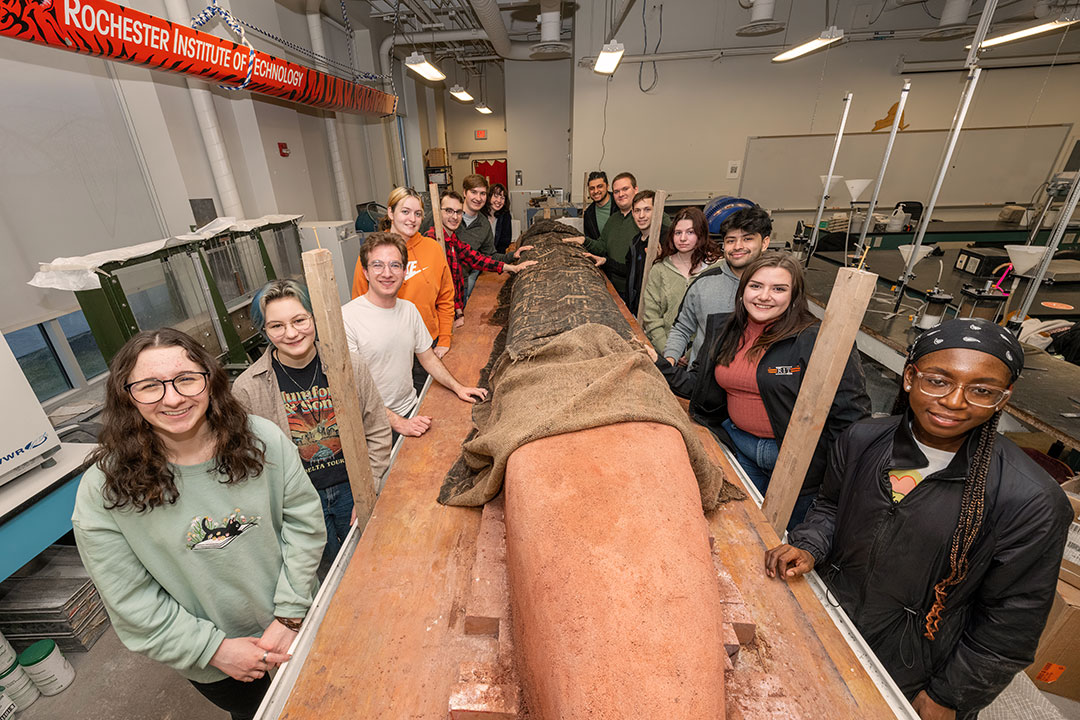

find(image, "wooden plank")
[760,266,878,534]
[301,249,376,527]
[430,182,446,250]
[636,189,669,318]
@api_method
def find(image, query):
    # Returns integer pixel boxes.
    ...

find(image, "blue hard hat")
[704,196,756,235]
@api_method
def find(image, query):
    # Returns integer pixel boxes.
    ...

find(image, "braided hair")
[891,388,1001,640]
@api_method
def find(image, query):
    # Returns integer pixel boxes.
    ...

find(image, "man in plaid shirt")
[426,190,535,327]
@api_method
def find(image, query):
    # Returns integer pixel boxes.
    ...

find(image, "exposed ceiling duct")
[736,0,786,37]
[467,0,553,60]
[921,0,977,41]
[531,0,571,59]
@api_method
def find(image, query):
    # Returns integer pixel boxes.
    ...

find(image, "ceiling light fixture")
[772,26,844,62]
[449,85,474,102]
[969,14,1079,48]
[404,51,446,82]
[476,103,493,115]
[593,40,625,74]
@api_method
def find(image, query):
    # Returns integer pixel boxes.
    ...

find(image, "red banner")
[0,0,398,116]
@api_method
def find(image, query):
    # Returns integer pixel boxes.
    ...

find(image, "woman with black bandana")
[764,317,1073,720]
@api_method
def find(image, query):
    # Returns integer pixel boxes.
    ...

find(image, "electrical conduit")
[307,7,352,222]
[163,0,245,219]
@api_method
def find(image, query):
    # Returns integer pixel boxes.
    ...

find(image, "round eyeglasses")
[265,314,313,338]
[910,366,1010,408]
[125,372,209,404]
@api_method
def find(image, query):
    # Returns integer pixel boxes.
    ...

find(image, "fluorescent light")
[593,40,625,74]
[476,103,493,115]
[970,15,1079,49]
[449,85,474,102]
[404,51,445,82]
[772,26,844,62]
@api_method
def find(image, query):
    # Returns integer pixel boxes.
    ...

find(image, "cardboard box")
[1028,581,1080,701]
[1060,480,1080,589]
[424,147,448,167]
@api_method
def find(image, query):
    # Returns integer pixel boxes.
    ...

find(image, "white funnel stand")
[845,179,874,203]
[1005,244,1049,275]
[898,244,934,266]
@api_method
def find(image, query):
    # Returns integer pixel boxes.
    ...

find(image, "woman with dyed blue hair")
[234,279,392,566]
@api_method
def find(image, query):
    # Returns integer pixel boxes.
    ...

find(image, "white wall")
[505,59,572,193]
[443,62,508,189]
[569,0,1080,241]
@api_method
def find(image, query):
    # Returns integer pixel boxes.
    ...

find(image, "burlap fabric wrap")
[439,219,729,510]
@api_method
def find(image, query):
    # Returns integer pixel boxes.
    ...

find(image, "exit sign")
[475,129,487,140]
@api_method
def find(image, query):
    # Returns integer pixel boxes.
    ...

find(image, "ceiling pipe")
[940,0,975,26]
[162,0,244,219]
[467,0,545,59]
[307,5,352,222]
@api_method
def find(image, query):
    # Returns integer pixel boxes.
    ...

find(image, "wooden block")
[465,497,509,637]
[724,604,757,646]
[761,266,877,534]
[712,552,746,606]
[723,623,741,658]
[448,682,519,719]
[724,652,734,671]
[429,182,446,250]
[636,189,669,317]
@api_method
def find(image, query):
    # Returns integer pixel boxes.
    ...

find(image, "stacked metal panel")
[0,546,108,653]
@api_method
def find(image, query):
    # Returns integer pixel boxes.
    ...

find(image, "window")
[4,325,72,403]
[57,310,107,380]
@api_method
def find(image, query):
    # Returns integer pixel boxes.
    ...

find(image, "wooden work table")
[805,253,1080,452]
[279,273,901,719]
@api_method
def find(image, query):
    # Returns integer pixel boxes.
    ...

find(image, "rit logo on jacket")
[767,365,802,376]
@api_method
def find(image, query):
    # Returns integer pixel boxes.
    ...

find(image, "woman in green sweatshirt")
[72,328,326,720]
[641,207,720,353]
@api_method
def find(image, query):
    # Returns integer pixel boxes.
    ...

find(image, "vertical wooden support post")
[582,171,590,214]
[636,190,668,317]
[302,248,378,529]
[429,182,446,250]
[760,267,877,534]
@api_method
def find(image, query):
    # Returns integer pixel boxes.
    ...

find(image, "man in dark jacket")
[765,318,1073,720]
[583,171,612,242]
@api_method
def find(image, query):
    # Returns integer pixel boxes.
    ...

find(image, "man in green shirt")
[579,171,639,299]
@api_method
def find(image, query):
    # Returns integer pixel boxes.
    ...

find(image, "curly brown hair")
[87,329,265,512]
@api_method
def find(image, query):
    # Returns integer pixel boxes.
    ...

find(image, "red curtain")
[472,159,508,189]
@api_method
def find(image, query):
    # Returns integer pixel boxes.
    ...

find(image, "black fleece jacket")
[688,312,871,498]
[791,413,1072,718]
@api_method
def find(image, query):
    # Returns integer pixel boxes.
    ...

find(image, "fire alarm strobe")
[278,142,290,157]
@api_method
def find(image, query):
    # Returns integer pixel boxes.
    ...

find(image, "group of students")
[68,173,1073,720]
[578,173,1071,719]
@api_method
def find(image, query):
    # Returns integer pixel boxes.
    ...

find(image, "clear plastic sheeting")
[981,672,1069,720]
[27,215,303,292]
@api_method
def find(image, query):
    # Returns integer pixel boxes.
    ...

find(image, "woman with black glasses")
[765,317,1072,720]
[72,328,327,720]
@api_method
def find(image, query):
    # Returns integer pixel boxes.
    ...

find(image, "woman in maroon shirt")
[689,253,870,529]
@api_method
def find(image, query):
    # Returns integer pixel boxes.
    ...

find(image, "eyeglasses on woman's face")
[265,314,313,338]
[125,372,209,404]
[910,366,1011,408]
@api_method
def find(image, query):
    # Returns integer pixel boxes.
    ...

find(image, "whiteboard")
[739,124,1071,212]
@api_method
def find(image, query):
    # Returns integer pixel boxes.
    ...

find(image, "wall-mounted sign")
[475,129,487,140]
[0,0,398,116]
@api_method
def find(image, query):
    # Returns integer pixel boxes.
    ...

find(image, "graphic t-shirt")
[273,355,348,491]
[889,432,956,503]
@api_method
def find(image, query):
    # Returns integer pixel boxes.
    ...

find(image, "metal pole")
[892,0,997,311]
[807,92,854,265]
[891,68,982,311]
[853,80,911,262]
[1009,172,1080,331]
[1025,192,1055,246]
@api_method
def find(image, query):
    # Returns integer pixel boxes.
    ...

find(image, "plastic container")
[0,658,39,709]
[0,633,14,674]
[18,639,75,696]
[886,205,907,232]
[0,688,15,720]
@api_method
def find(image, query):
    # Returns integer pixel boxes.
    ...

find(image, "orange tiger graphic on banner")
[0,0,397,116]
